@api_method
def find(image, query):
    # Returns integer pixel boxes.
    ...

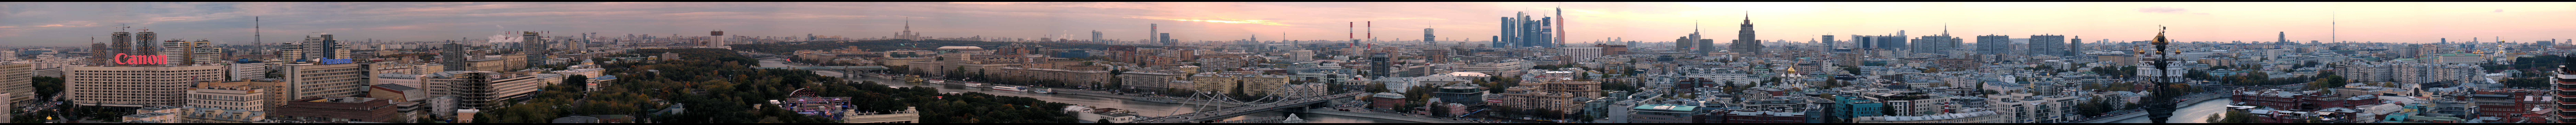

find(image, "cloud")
[2494,9,2504,12]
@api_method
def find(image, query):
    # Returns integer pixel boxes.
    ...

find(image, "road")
[756,58,1414,123]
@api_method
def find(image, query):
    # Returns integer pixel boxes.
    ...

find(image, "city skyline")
[2,2,2571,46]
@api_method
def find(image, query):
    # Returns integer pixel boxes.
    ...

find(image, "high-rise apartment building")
[2029,35,2068,56]
[1975,35,2012,55]
[440,43,468,71]
[278,42,305,62]
[278,63,368,101]
[300,34,349,61]
[225,62,272,81]
[2555,54,2576,123]
[1090,30,1105,44]
[708,30,725,46]
[0,61,31,104]
[1675,36,1695,53]
[1911,34,1961,56]
[1858,31,1910,50]
[67,65,226,106]
[161,40,223,65]
[1820,35,1838,49]
[93,31,159,65]
[517,32,542,54]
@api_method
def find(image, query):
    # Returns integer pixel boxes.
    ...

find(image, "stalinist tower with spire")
[895,19,922,40]
[1731,15,1762,55]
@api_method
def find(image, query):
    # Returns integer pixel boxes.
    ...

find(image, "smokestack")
[1366,21,1374,43]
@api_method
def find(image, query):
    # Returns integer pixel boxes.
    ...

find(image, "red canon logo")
[112,53,168,65]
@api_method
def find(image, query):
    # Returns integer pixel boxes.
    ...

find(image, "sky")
[3,2,2572,47]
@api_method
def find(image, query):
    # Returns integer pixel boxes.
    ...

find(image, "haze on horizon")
[1,2,2569,46]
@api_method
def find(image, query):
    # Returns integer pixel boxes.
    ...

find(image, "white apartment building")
[68,65,226,106]
[1460,60,1532,77]
[279,63,368,100]
[226,63,272,81]
[368,62,444,75]
[183,86,269,112]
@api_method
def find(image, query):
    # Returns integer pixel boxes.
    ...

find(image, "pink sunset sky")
[1,2,2569,46]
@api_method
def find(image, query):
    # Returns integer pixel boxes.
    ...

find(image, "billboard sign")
[112,53,167,65]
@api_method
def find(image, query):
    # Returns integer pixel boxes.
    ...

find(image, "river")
[757,58,1417,123]
[2110,97,2231,123]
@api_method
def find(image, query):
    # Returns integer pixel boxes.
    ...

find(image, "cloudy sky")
[2,2,2571,46]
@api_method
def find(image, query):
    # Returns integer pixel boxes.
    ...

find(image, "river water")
[758,58,1415,123]
[2111,97,2231,123]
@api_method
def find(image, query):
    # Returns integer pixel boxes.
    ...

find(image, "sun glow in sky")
[2,2,2571,46]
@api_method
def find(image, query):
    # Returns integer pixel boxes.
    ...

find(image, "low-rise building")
[122,106,185,123]
[1854,110,2003,123]
[1627,104,1703,123]
[846,107,922,123]
[272,97,400,123]
[184,85,269,112]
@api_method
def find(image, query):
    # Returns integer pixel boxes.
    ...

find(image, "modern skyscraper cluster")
[1495,10,1560,48]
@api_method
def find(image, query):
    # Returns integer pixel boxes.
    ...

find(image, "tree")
[563,75,591,92]
[30,76,65,99]
[1105,76,1123,90]
[1839,66,1866,75]
[2207,109,2257,123]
